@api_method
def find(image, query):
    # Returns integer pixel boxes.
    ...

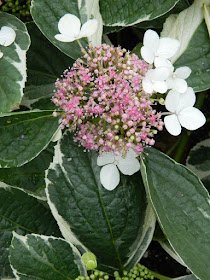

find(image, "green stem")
[173,132,190,163]
[166,136,181,156]
[149,270,172,280]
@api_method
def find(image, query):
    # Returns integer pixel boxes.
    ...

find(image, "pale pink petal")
[58,14,81,38]
[178,107,206,130]
[152,67,170,81]
[157,38,180,59]
[79,19,98,38]
[164,114,181,136]
[0,26,16,46]
[143,29,159,52]
[154,57,173,68]
[177,87,196,111]
[116,155,140,176]
[141,46,155,64]
[54,34,76,42]
[153,81,168,93]
[142,78,154,93]
[165,89,180,113]
[100,164,120,191]
[173,78,188,93]
[175,66,191,79]
[97,152,114,166]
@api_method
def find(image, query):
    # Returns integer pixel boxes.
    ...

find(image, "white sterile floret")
[142,67,170,94]
[55,14,98,42]
[166,66,192,93]
[164,87,206,136]
[97,149,140,191]
[0,51,3,59]
[141,29,180,67]
[0,26,16,47]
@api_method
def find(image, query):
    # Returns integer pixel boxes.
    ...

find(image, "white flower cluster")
[0,26,16,58]
[55,14,98,42]
[141,29,206,137]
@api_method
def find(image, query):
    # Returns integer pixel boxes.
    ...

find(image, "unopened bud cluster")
[114,265,154,280]
[1,0,31,19]
[75,270,109,280]
[53,44,164,155]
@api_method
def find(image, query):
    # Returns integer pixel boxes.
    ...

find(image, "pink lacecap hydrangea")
[52,43,164,155]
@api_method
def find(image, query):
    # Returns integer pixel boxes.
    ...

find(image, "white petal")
[116,154,140,176]
[51,128,62,142]
[152,67,170,81]
[165,89,180,113]
[164,114,181,136]
[154,57,173,68]
[143,29,159,52]
[166,77,176,90]
[0,26,16,46]
[97,152,114,166]
[58,14,81,38]
[157,38,180,59]
[173,78,188,93]
[177,87,196,111]
[100,164,120,191]
[0,51,3,58]
[175,66,191,79]
[54,34,76,42]
[126,148,138,158]
[79,19,98,38]
[153,81,168,93]
[140,46,155,64]
[142,78,154,93]
[178,107,206,131]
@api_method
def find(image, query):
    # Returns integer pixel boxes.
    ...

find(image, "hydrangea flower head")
[52,43,164,156]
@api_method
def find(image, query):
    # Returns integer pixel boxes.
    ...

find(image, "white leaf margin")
[78,0,103,46]
[0,12,31,101]
[9,232,87,279]
[161,0,210,63]
[101,0,180,27]
[186,138,210,180]
[140,152,210,280]
[45,140,89,253]
[124,201,156,270]
[0,180,46,201]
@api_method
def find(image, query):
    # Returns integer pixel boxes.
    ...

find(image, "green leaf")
[99,0,180,27]
[0,110,59,168]
[140,148,210,280]
[0,12,30,113]
[173,275,198,280]
[22,22,73,108]
[31,0,82,59]
[187,138,210,193]
[135,0,190,29]
[31,0,103,60]
[0,184,60,278]
[161,0,210,92]
[0,142,55,199]
[10,233,86,280]
[46,131,155,274]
